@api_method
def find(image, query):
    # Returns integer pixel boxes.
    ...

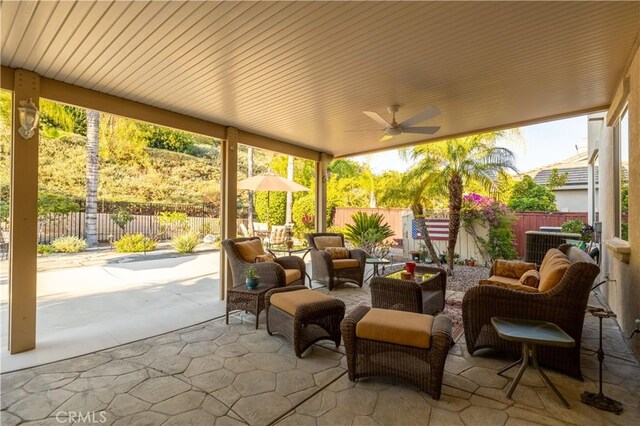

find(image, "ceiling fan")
[348,105,440,141]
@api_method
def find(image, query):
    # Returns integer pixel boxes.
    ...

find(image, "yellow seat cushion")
[270,289,334,315]
[356,308,433,349]
[314,236,343,249]
[480,279,539,293]
[483,275,521,286]
[284,269,302,285]
[494,260,536,279]
[324,247,350,259]
[538,252,571,292]
[332,259,360,269]
[236,239,266,262]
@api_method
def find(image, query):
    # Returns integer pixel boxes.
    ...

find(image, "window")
[617,108,629,240]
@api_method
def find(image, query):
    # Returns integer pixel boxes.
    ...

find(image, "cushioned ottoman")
[341,306,453,399]
[265,286,346,357]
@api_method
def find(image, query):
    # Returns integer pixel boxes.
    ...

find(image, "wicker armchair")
[463,244,600,379]
[341,305,453,399]
[370,266,446,314]
[222,237,306,287]
[306,233,367,290]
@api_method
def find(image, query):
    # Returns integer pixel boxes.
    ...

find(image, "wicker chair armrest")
[251,262,287,286]
[349,248,368,263]
[265,285,308,306]
[275,256,306,273]
[340,304,371,337]
[463,284,552,326]
[432,314,453,341]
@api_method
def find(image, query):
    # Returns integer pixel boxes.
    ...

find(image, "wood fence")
[336,207,591,261]
[512,212,588,257]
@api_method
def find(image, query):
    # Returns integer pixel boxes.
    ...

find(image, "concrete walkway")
[1,251,222,372]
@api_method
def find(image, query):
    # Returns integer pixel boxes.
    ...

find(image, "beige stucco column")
[315,153,332,232]
[219,127,238,299]
[9,70,40,353]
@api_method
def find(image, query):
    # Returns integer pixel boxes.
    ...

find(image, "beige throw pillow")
[519,269,540,288]
[236,239,266,263]
[324,247,350,259]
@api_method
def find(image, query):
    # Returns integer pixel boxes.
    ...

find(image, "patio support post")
[315,153,332,232]
[8,69,40,353]
[219,127,238,299]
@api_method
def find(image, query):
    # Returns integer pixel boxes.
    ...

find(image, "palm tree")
[247,147,255,235]
[85,110,100,248]
[285,155,294,223]
[406,132,517,273]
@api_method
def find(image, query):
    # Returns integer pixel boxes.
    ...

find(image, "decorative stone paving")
[1,281,638,425]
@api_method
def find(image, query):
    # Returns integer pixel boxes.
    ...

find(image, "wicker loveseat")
[222,237,306,287]
[306,233,367,290]
[462,244,600,379]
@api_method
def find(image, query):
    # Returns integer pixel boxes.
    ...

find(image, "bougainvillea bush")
[461,193,517,262]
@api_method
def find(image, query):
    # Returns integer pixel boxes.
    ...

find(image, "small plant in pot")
[245,266,260,289]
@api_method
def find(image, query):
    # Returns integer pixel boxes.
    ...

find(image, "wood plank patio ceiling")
[1,1,639,158]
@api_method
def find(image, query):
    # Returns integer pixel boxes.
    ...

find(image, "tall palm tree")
[247,147,255,235]
[85,110,100,248]
[285,155,294,223]
[406,132,517,272]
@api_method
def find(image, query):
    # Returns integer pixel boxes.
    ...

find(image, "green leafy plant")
[172,231,200,253]
[111,207,134,233]
[507,175,557,212]
[114,233,157,253]
[51,236,87,253]
[37,244,56,255]
[344,212,394,258]
[245,266,259,279]
[157,211,189,238]
[561,219,586,234]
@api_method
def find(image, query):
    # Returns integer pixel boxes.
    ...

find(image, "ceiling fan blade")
[401,126,440,135]
[363,111,391,128]
[399,106,440,128]
[344,129,384,132]
[380,134,393,142]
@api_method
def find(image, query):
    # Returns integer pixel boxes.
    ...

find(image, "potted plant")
[245,266,260,289]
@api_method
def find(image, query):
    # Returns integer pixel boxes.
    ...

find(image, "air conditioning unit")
[525,231,581,265]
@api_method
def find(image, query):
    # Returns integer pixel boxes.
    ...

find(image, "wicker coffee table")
[226,283,276,329]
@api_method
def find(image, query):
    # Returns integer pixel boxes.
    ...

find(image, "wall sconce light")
[18,98,40,140]
[322,169,332,183]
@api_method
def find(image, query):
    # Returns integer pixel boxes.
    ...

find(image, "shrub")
[157,211,189,238]
[172,232,200,253]
[507,175,557,212]
[461,193,517,262]
[561,219,585,234]
[111,207,134,233]
[344,212,394,258]
[51,236,87,253]
[37,244,56,255]
[114,233,157,253]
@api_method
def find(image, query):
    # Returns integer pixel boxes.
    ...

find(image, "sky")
[355,115,588,175]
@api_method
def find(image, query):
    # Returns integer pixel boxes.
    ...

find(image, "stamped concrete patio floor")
[1,283,638,426]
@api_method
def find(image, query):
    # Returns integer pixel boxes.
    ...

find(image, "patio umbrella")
[237,173,309,229]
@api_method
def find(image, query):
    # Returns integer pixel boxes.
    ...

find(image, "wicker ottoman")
[341,306,453,400]
[265,286,346,358]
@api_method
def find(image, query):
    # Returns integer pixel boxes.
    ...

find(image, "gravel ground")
[446,265,490,292]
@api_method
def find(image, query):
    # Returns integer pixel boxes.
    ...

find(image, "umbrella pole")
[267,191,270,232]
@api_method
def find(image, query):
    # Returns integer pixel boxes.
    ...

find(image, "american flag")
[412,218,450,241]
